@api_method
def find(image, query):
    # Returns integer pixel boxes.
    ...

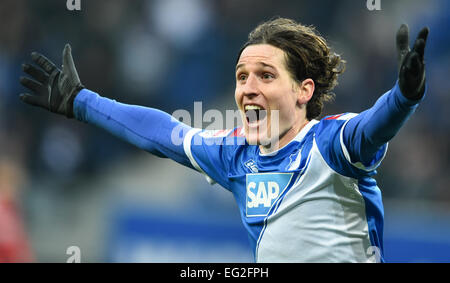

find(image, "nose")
[241,73,260,97]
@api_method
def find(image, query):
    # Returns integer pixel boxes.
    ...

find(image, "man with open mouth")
[19,17,429,263]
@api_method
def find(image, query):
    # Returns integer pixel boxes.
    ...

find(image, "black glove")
[19,44,84,118]
[396,24,429,100]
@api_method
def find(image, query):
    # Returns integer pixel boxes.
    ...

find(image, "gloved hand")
[19,44,84,118]
[396,24,429,100]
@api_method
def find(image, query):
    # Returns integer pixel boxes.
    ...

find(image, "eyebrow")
[235,62,277,71]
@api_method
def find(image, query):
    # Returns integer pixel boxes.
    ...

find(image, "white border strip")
[183,128,216,184]
[340,117,388,172]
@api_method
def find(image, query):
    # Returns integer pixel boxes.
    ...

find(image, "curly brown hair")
[237,17,346,120]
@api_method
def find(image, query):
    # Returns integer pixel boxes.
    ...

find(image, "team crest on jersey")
[246,173,293,217]
[244,159,258,173]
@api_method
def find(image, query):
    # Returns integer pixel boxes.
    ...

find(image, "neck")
[259,118,310,155]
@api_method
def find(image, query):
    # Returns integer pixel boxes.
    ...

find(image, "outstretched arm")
[73,89,194,168]
[343,25,429,167]
[19,44,194,169]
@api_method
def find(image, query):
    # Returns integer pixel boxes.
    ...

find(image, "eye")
[237,73,247,82]
[262,72,274,80]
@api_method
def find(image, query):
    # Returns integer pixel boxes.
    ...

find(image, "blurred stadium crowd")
[0,0,448,262]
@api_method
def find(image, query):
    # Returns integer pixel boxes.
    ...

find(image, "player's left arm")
[342,24,429,168]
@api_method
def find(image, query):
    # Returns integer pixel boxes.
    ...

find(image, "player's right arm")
[73,89,194,168]
[18,44,235,185]
[19,43,196,169]
[74,89,237,187]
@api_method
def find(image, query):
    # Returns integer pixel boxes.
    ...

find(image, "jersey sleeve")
[73,89,194,169]
[340,114,389,173]
[314,113,386,178]
[316,81,424,178]
[183,128,245,189]
[343,81,423,167]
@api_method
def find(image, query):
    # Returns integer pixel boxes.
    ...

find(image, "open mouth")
[245,105,267,125]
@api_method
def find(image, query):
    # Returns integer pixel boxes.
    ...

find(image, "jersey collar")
[258,119,319,157]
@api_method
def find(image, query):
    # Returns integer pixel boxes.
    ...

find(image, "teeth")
[245,105,262,111]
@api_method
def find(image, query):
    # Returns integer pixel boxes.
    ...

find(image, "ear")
[297,78,315,105]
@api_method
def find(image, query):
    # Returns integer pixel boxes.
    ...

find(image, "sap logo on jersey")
[246,173,293,217]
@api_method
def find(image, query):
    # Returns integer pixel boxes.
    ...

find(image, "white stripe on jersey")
[339,115,388,172]
[256,139,375,262]
[183,128,216,184]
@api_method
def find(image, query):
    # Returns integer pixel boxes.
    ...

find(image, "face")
[235,44,312,153]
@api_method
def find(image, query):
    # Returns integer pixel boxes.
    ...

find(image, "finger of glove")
[417,27,429,42]
[22,63,49,84]
[31,52,58,74]
[413,28,429,59]
[19,93,47,109]
[62,45,76,75]
[20,76,47,93]
[63,44,73,70]
[396,24,410,64]
[412,39,426,61]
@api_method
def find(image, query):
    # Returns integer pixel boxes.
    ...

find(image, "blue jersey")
[74,82,423,262]
[185,115,386,262]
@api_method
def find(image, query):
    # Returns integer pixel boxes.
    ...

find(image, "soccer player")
[18,18,429,262]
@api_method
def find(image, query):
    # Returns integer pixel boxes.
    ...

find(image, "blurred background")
[0,0,449,262]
